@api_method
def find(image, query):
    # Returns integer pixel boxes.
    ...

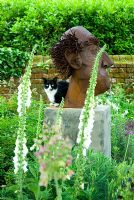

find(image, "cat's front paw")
[53,103,59,107]
[49,102,59,107]
[50,102,54,106]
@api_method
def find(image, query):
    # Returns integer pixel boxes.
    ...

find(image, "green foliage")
[0,47,29,80]
[0,89,134,199]
[1,0,133,80]
[0,95,18,187]
[62,151,116,200]
[95,84,134,162]
[0,0,133,54]
[1,156,53,200]
[2,147,134,200]
[108,161,134,200]
[0,95,42,186]
[62,151,134,200]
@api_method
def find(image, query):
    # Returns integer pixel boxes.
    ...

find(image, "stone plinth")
[44,105,111,157]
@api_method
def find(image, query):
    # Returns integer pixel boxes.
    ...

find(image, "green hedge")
[0,47,29,80]
[0,0,133,55]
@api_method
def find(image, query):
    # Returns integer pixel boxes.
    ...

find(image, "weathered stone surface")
[44,105,111,157]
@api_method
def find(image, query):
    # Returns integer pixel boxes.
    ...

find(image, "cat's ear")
[65,50,82,69]
[43,78,47,83]
[53,77,57,82]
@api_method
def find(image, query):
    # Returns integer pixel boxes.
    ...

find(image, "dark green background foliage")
[0,0,133,55]
[0,48,29,80]
[0,0,133,80]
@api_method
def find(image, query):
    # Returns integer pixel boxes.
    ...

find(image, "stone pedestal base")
[44,105,111,157]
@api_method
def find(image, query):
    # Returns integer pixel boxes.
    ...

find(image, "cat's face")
[43,78,57,91]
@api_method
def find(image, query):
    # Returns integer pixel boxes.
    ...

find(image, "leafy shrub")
[0,95,41,187]
[0,86,134,199]
[1,150,134,200]
[0,0,133,54]
[0,0,29,48]
[0,47,29,80]
[95,84,134,162]
[74,151,116,200]
[0,95,18,187]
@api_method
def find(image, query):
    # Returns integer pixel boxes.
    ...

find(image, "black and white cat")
[43,77,69,106]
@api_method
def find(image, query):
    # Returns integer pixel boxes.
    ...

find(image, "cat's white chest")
[45,87,57,103]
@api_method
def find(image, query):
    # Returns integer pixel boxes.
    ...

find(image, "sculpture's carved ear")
[65,50,82,69]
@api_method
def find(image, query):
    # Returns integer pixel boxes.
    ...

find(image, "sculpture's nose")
[102,52,114,68]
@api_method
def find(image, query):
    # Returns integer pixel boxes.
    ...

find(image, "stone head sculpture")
[51,26,113,108]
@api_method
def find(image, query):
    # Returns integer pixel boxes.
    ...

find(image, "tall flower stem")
[124,135,130,161]
[77,45,107,153]
[30,95,45,200]
[36,97,73,198]
[13,45,37,199]
[17,171,23,200]
[56,97,64,128]
[54,176,62,200]
[74,45,106,197]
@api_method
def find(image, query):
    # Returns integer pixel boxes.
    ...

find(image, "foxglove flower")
[13,135,28,174]
[17,80,31,116]
[74,46,107,198]
[77,45,106,156]
[13,46,36,175]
